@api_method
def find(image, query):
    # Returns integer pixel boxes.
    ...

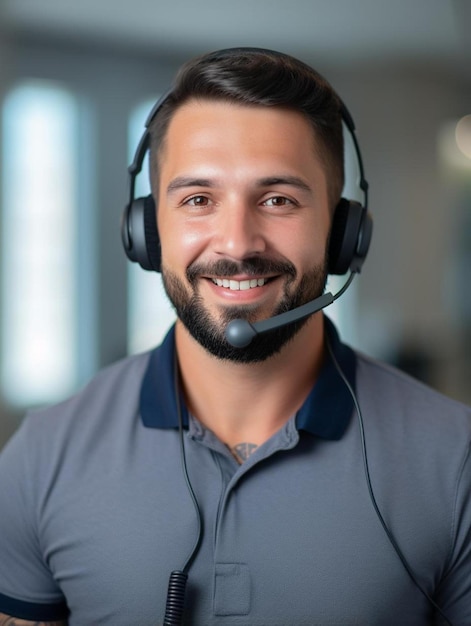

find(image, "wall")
[332,64,470,400]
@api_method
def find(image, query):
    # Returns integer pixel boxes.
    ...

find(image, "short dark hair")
[149,47,344,210]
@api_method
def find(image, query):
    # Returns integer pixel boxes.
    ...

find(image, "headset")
[121,47,373,280]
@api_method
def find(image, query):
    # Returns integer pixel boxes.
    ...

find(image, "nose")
[212,201,267,260]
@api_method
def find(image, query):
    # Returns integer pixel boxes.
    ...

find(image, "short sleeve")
[0,418,69,620]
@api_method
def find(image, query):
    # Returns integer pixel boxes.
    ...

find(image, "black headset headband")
[122,47,372,275]
[126,93,369,214]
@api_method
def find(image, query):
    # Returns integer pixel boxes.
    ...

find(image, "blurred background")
[0,0,470,449]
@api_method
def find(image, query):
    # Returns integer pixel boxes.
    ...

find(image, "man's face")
[156,99,331,362]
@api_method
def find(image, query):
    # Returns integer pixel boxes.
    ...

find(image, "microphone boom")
[225,273,356,348]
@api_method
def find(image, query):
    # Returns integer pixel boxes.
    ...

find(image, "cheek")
[283,219,329,270]
[158,216,211,268]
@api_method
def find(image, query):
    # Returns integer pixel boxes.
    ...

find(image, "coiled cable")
[162,355,204,626]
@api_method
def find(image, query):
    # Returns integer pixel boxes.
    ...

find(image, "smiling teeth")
[213,278,267,290]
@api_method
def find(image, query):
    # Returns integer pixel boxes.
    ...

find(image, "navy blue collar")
[140,316,356,441]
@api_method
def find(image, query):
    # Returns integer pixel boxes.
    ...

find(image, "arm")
[0,615,67,626]
[0,425,69,622]
[435,440,471,624]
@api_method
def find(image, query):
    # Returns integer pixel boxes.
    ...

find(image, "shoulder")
[354,350,471,459]
[0,349,164,514]
[38,350,150,416]
[356,350,471,418]
[17,350,154,458]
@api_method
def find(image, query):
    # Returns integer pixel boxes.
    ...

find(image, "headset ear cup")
[354,211,373,270]
[143,195,161,272]
[328,198,363,275]
[121,194,161,272]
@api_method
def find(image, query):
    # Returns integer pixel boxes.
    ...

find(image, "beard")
[161,256,328,364]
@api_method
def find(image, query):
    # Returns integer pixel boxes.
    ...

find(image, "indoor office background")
[0,0,470,450]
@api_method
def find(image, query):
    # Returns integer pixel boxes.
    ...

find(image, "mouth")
[210,277,271,291]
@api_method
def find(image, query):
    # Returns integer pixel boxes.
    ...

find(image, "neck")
[175,314,325,454]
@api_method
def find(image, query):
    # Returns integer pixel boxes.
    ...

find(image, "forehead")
[158,98,324,178]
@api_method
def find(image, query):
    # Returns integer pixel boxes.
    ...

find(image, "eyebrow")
[167,175,312,194]
[257,176,312,193]
[167,176,214,193]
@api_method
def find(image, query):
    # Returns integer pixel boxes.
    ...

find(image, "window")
[1,81,79,406]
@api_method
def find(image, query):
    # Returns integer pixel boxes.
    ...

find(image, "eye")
[185,195,211,207]
[262,196,296,208]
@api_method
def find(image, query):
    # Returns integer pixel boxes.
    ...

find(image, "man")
[0,48,470,626]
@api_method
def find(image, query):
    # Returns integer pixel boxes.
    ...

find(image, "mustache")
[186,257,297,284]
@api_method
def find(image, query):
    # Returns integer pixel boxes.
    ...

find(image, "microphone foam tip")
[225,319,257,348]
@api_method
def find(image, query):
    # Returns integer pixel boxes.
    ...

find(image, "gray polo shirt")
[0,318,470,625]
